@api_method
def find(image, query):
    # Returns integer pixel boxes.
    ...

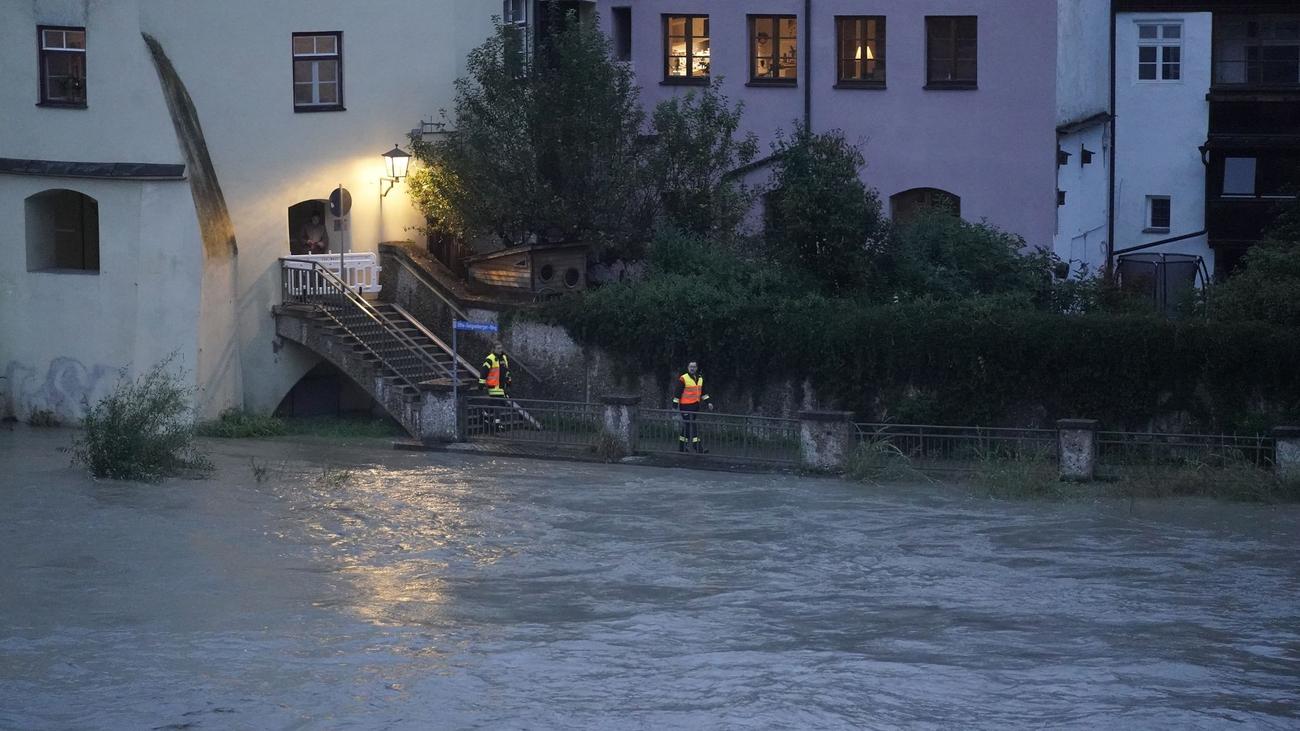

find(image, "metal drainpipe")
[1105,0,1117,281]
[804,0,812,128]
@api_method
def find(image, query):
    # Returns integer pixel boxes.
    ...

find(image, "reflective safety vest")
[481,353,509,396]
[677,373,704,405]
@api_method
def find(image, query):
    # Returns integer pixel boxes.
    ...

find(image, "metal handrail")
[390,248,546,386]
[281,259,457,389]
[388,302,480,380]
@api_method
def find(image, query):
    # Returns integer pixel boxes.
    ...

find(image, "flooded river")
[1,427,1297,729]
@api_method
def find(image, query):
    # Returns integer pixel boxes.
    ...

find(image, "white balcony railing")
[281,252,382,294]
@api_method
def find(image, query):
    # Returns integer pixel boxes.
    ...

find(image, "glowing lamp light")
[380,144,411,198]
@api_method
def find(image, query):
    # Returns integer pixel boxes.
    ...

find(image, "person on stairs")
[673,361,713,453]
[479,341,511,433]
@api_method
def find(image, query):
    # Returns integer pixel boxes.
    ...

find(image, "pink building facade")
[595,0,1074,251]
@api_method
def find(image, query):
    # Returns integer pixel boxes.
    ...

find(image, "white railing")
[281,252,381,294]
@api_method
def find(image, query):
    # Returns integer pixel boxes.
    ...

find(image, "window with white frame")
[504,0,527,27]
[1146,195,1171,231]
[38,26,86,106]
[1138,22,1181,81]
[292,32,343,111]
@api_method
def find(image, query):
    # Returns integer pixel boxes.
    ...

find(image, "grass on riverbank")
[198,409,403,440]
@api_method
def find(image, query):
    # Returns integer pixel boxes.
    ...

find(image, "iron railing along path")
[463,396,601,448]
[854,423,1059,470]
[280,259,461,392]
[638,408,801,463]
[1096,431,1275,470]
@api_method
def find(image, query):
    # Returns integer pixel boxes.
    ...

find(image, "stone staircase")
[274,259,475,441]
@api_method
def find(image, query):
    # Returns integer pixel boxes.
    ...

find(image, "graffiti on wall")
[2,358,119,423]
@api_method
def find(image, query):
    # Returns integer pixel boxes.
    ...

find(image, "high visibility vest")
[481,353,508,396]
[678,373,703,405]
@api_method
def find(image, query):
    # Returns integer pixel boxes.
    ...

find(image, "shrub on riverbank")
[197,409,288,438]
[73,361,211,481]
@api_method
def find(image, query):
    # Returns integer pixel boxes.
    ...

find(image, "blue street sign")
[454,320,498,333]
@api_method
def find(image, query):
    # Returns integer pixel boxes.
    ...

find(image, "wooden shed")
[465,242,588,295]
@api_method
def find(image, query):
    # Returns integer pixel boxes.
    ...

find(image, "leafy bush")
[197,409,287,438]
[73,360,211,481]
[28,409,60,428]
[764,123,887,293]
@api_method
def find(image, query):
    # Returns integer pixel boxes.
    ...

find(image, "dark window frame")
[662,14,710,85]
[748,14,799,86]
[37,25,87,108]
[835,16,886,88]
[1146,195,1172,232]
[612,6,632,62]
[291,31,345,113]
[925,16,978,90]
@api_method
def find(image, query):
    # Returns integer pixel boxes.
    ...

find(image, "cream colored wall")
[0,0,496,418]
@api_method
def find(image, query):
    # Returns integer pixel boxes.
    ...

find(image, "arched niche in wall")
[25,189,100,272]
[890,187,961,225]
[288,199,330,254]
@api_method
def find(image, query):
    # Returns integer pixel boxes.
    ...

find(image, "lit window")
[292,32,344,111]
[926,16,977,88]
[836,16,885,86]
[1146,196,1171,231]
[750,15,798,84]
[38,26,86,106]
[26,189,99,273]
[1137,23,1181,81]
[664,15,709,82]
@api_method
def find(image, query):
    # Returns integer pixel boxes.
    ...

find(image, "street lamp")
[379,144,411,198]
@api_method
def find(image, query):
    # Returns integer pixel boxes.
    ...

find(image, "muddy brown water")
[1,427,1297,729]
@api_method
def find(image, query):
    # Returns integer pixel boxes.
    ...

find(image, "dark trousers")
[484,394,508,433]
[679,403,701,450]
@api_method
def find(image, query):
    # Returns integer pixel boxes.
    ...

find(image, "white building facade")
[1,0,496,422]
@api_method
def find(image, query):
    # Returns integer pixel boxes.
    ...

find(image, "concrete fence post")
[1057,419,1099,482]
[419,385,460,443]
[799,411,856,472]
[599,395,641,458]
[1274,427,1300,481]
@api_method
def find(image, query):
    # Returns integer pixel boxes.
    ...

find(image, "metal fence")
[1097,431,1275,470]
[854,423,1059,469]
[637,408,801,463]
[463,397,602,448]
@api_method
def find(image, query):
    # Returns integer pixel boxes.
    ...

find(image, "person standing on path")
[674,361,713,453]
[480,341,511,432]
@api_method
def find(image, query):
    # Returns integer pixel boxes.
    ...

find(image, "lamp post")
[379,144,411,198]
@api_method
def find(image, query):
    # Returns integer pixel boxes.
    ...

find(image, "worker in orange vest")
[673,361,713,453]
[479,341,511,432]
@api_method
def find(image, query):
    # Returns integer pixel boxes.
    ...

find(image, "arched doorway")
[287,199,330,254]
[890,187,961,225]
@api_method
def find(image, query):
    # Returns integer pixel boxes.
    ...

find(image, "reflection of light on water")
[286,466,511,626]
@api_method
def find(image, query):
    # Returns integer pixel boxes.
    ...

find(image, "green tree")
[890,207,1055,301]
[764,123,886,293]
[408,12,650,252]
[645,80,759,241]
[1209,197,1300,326]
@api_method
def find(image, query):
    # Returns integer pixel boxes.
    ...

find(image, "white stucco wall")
[1056,0,1111,125]
[1054,123,1111,274]
[0,0,496,419]
[1113,12,1213,269]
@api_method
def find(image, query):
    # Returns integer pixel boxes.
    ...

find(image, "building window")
[664,15,709,83]
[891,188,961,224]
[38,26,86,107]
[503,0,527,27]
[926,16,977,88]
[1137,23,1181,81]
[292,32,343,112]
[1146,195,1171,231]
[1222,157,1257,197]
[612,7,632,62]
[836,16,885,87]
[1214,15,1300,86]
[749,15,798,84]
[26,189,99,273]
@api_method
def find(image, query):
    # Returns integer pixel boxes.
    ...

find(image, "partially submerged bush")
[197,408,287,438]
[73,360,211,481]
[28,409,60,428]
